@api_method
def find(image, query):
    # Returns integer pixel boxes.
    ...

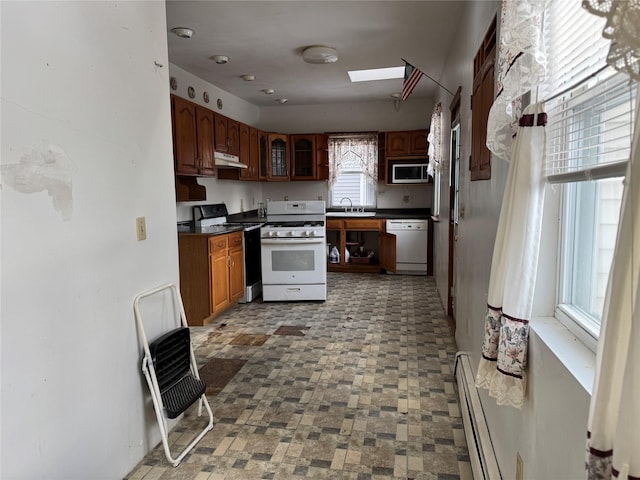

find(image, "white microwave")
[391,163,430,183]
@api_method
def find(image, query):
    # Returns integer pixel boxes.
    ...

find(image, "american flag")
[402,61,424,101]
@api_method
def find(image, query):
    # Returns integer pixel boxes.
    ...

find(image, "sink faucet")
[340,197,353,212]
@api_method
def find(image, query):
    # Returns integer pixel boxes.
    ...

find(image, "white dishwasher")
[386,219,428,275]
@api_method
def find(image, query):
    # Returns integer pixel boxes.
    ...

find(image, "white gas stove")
[260,200,327,302]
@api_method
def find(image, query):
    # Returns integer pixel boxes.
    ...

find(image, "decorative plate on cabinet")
[217,98,223,109]
[188,86,195,98]
[203,92,210,103]
[170,77,177,90]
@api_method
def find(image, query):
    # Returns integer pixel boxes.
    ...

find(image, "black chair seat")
[148,327,207,419]
[162,374,206,419]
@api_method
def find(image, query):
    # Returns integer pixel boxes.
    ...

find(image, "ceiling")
[165,1,467,107]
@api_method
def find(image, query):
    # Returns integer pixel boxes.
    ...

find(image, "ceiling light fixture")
[212,55,230,64]
[302,45,338,64]
[240,75,256,82]
[390,92,402,99]
[262,88,275,95]
[277,98,288,104]
[171,27,194,39]
[348,66,404,82]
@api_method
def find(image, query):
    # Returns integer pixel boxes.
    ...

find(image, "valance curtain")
[328,135,378,187]
[583,0,640,81]
[486,0,548,162]
[427,103,442,176]
[475,102,547,409]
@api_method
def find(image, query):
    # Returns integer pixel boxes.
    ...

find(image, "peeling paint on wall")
[1,144,75,220]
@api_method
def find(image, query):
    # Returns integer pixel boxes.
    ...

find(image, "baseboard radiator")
[454,352,502,480]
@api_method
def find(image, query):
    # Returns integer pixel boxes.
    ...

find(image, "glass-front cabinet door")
[291,134,316,180]
[268,133,289,180]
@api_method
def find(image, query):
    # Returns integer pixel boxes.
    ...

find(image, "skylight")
[348,66,404,82]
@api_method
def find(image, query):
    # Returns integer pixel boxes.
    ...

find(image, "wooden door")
[268,133,289,180]
[245,127,259,179]
[211,251,230,313]
[172,96,199,175]
[214,113,228,152]
[316,134,329,181]
[258,131,269,180]
[379,232,396,273]
[410,130,428,155]
[238,122,251,177]
[227,119,240,156]
[385,131,410,156]
[291,134,316,180]
[196,106,215,175]
[229,247,244,301]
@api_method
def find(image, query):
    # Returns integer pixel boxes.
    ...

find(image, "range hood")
[214,151,247,169]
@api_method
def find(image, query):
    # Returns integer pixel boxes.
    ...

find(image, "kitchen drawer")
[344,219,383,231]
[209,235,228,253]
[326,219,343,230]
[228,231,243,249]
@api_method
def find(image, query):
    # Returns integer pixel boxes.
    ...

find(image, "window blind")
[542,0,637,182]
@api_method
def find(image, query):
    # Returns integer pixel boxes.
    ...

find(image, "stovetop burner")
[265,221,324,228]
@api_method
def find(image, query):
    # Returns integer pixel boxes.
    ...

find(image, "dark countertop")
[178,207,431,235]
[325,208,431,220]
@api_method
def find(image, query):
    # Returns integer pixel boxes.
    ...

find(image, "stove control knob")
[306,230,314,237]
[288,231,294,236]
[275,231,281,237]
[267,231,275,237]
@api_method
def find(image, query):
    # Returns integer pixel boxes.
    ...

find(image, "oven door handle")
[261,238,325,245]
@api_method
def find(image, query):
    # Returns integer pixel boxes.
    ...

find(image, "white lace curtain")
[475,103,547,408]
[486,0,548,162]
[583,1,640,478]
[328,135,378,187]
[427,103,442,177]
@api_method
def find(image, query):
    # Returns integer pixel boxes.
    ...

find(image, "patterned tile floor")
[126,273,471,480]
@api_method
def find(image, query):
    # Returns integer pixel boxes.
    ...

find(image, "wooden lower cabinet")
[326,218,396,273]
[179,231,244,326]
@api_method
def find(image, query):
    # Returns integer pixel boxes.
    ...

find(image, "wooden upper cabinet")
[171,95,215,176]
[240,126,259,180]
[196,107,215,175]
[471,15,496,181]
[172,96,198,175]
[291,134,317,180]
[214,113,229,152]
[258,130,269,180]
[268,133,289,180]
[385,129,429,157]
[227,118,240,156]
[238,122,251,174]
[214,113,240,156]
[316,134,329,181]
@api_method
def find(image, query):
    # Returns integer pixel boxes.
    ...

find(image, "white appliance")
[386,219,428,274]
[390,163,430,184]
[260,200,327,301]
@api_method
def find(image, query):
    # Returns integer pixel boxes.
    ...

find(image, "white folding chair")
[133,283,214,467]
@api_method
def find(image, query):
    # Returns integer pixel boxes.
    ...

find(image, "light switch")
[136,217,147,241]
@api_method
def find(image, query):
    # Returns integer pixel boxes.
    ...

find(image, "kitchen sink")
[326,211,376,217]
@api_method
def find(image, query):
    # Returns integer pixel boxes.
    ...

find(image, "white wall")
[1,2,179,478]
[432,2,591,479]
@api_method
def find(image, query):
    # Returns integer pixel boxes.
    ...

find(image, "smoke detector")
[302,46,338,64]
[171,27,194,39]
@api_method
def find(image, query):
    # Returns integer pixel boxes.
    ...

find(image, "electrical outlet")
[136,217,146,241]
[516,452,524,480]
[284,195,289,201]
[403,195,411,203]
[318,195,323,201]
